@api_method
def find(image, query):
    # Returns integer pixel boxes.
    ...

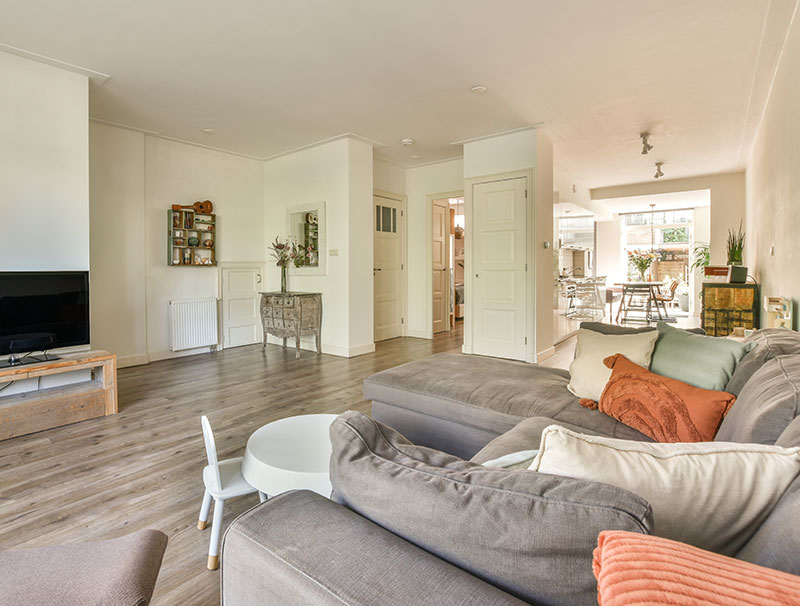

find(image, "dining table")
[614,281,664,323]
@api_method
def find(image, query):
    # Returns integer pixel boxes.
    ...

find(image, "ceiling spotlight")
[410,155,420,159]
[640,132,653,155]
[654,162,664,179]
[201,128,215,135]
[469,85,488,94]
[401,138,415,146]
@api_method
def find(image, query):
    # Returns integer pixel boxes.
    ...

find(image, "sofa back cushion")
[579,322,705,336]
[715,355,800,445]
[650,322,753,391]
[329,411,653,606]
[726,328,800,395]
[735,415,800,575]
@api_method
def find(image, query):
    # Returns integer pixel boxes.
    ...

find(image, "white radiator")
[169,298,219,351]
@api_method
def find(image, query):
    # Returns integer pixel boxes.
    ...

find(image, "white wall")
[746,10,800,328]
[373,157,406,195]
[89,124,148,365]
[263,137,375,356]
[89,123,265,365]
[595,216,624,284]
[463,129,537,179]
[0,51,89,271]
[591,172,745,266]
[144,137,264,360]
[535,133,555,357]
[404,159,464,338]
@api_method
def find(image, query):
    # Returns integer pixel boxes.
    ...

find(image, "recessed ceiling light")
[469,85,488,94]
[201,128,215,135]
[401,138,415,146]
[410,155,420,159]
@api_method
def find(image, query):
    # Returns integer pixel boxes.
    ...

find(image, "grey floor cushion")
[727,328,800,395]
[329,411,653,606]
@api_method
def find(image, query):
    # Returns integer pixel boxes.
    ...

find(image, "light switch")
[329,249,339,256]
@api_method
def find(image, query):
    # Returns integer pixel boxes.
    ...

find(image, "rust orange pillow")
[579,353,735,442]
[593,531,800,606]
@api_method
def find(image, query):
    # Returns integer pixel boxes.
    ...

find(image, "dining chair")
[649,280,679,318]
[198,415,260,570]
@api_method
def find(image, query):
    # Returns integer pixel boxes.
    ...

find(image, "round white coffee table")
[241,413,337,498]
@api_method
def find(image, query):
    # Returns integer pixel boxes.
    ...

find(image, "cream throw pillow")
[567,328,659,400]
[530,425,800,555]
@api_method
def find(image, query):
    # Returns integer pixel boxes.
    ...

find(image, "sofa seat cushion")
[470,416,651,465]
[366,353,648,458]
[716,355,800,445]
[330,411,653,606]
[221,491,526,606]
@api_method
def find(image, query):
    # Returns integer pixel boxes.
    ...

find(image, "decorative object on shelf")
[628,249,657,281]
[726,220,745,265]
[260,292,322,359]
[268,236,304,293]
[168,203,216,266]
[171,200,214,214]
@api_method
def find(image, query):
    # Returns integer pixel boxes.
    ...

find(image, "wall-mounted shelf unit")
[168,209,216,266]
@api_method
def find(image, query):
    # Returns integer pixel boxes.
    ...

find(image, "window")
[376,205,396,233]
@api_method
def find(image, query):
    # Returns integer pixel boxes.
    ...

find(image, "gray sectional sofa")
[221,326,800,605]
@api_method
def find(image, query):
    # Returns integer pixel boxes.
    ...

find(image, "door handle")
[373,268,382,271]
[256,273,262,284]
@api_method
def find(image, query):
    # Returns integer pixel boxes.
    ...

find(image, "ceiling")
[1,0,797,187]
[594,190,711,214]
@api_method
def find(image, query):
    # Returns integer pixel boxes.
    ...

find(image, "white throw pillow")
[567,328,659,400]
[529,425,800,555]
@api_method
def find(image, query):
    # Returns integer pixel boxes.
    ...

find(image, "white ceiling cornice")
[0,43,109,85]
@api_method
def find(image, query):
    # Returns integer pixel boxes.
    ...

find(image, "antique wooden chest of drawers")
[701,282,759,337]
[259,292,322,359]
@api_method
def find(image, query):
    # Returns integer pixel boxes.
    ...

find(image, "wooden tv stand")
[0,350,117,441]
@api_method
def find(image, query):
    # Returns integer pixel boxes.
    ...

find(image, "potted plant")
[269,236,303,293]
[726,220,745,265]
[677,278,690,312]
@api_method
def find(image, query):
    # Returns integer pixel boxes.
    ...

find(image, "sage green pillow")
[650,322,754,391]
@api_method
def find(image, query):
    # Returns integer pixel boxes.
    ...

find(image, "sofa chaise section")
[366,352,650,458]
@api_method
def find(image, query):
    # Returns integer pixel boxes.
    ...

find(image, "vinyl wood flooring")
[0,326,468,605]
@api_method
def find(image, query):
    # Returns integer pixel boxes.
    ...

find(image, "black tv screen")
[0,271,90,355]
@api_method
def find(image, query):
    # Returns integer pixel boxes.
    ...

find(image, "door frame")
[426,190,464,339]
[463,169,536,363]
[217,261,266,350]
[373,189,408,339]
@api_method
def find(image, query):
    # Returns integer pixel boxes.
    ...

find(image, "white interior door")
[432,201,450,334]
[472,177,527,360]
[221,265,263,348]
[373,196,404,342]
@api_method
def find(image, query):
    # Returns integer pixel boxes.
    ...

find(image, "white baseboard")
[537,346,556,363]
[405,329,431,339]
[265,334,375,358]
[117,354,149,368]
[147,346,217,363]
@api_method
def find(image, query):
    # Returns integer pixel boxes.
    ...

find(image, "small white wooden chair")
[197,415,259,570]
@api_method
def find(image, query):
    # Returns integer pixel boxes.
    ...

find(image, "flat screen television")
[0,271,89,361]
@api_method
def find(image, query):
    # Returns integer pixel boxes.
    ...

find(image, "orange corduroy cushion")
[579,353,736,442]
[593,531,800,606]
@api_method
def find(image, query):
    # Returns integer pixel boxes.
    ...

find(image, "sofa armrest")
[221,490,526,606]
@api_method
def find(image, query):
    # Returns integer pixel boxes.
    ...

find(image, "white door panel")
[221,266,262,349]
[374,196,404,342]
[432,201,450,334]
[472,178,527,361]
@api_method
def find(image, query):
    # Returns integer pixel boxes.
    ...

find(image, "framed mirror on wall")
[286,201,326,276]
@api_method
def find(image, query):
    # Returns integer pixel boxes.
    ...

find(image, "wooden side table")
[260,292,322,359]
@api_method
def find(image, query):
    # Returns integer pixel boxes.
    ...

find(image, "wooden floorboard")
[0,325,465,606]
